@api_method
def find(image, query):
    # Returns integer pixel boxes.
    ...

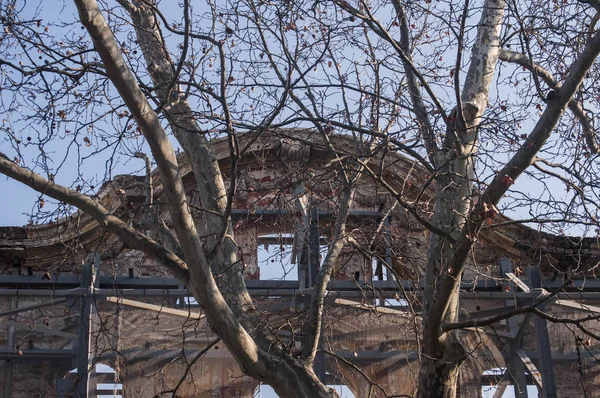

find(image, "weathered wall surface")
[1,132,600,397]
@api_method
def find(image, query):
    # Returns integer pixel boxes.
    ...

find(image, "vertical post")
[2,297,16,398]
[383,216,393,281]
[527,266,557,398]
[77,253,98,398]
[499,258,528,398]
[308,202,320,287]
[507,348,528,398]
[298,246,310,294]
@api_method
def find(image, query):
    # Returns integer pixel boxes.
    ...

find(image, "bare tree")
[1,0,600,397]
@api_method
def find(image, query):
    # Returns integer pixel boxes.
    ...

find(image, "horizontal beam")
[2,286,600,304]
[329,350,419,361]
[0,348,77,360]
[231,208,385,219]
[0,319,78,339]
[257,236,329,246]
[334,298,409,315]
[0,298,67,317]
[0,273,598,294]
[555,299,600,313]
[0,287,85,297]
[0,275,182,289]
[105,297,204,319]
[0,275,502,292]
[0,344,596,365]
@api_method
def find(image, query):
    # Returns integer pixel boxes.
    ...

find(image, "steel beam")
[383,215,393,281]
[0,319,77,340]
[2,297,15,398]
[528,266,557,398]
[499,258,528,398]
[0,275,504,292]
[4,286,600,302]
[555,299,600,313]
[461,303,521,321]
[3,285,600,302]
[230,208,384,219]
[334,298,409,315]
[0,345,591,363]
[0,298,67,318]
[257,235,328,246]
[0,348,76,360]
[331,350,418,361]
[76,253,97,398]
[0,287,84,297]
[308,202,320,287]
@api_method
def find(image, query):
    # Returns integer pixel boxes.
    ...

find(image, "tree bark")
[418,1,506,396]
[73,1,337,396]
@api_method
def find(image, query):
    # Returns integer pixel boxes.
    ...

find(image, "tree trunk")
[418,324,467,397]
[418,1,506,396]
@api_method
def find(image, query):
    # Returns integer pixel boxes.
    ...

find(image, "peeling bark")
[418,1,506,396]
[72,1,337,396]
[418,1,600,395]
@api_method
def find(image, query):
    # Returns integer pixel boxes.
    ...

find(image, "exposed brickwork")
[1,132,599,397]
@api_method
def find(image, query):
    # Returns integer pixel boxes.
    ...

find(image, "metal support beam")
[334,298,408,315]
[0,348,77,360]
[0,298,67,318]
[292,184,309,290]
[2,297,15,398]
[383,215,393,281]
[3,272,600,294]
[462,304,524,322]
[258,235,328,246]
[3,284,600,301]
[500,258,528,398]
[555,299,600,313]
[528,266,557,398]
[308,202,320,287]
[299,245,309,291]
[0,319,77,340]
[76,253,99,398]
[508,334,528,397]
[331,350,419,361]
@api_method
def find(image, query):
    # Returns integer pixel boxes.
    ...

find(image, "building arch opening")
[481,367,537,397]
[254,381,355,397]
[58,363,123,398]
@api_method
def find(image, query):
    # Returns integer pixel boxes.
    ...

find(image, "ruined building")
[1,131,599,397]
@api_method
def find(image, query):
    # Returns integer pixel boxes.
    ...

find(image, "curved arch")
[2,130,597,274]
[61,363,123,398]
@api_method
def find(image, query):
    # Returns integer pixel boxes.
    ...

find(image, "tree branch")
[391,0,438,160]
[302,185,354,361]
[499,48,599,154]
[431,23,600,340]
[74,0,269,381]
[0,154,190,283]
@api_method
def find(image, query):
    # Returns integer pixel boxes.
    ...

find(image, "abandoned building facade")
[1,131,599,397]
